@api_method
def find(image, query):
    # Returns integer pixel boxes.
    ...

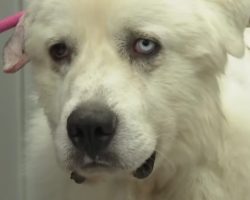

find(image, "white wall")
[0,0,26,199]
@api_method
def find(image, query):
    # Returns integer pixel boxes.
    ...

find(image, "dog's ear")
[245,29,250,49]
[208,0,250,58]
[3,15,29,74]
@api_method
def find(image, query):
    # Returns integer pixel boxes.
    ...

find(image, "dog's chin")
[70,152,156,184]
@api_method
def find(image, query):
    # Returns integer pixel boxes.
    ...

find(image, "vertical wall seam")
[18,0,25,199]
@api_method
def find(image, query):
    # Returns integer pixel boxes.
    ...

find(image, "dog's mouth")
[133,151,156,179]
[70,152,156,184]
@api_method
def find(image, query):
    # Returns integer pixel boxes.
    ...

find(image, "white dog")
[3,0,250,199]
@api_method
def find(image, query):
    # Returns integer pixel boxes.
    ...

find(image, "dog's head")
[3,0,250,181]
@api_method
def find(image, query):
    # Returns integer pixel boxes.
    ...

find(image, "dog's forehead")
[28,0,199,28]
[26,0,216,62]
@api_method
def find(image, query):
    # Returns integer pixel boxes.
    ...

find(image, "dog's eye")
[49,42,71,62]
[133,39,159,55]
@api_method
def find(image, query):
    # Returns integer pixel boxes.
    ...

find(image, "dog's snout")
[67,103,118,159]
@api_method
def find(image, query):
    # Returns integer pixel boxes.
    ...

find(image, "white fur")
[22,0,250,199]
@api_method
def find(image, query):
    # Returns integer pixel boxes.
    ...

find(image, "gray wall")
[0,0,26,199]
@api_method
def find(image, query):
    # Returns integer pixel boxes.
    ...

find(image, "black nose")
[67,103,118,159]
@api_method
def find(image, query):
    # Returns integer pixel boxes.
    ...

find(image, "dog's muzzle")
[67,103,156,183]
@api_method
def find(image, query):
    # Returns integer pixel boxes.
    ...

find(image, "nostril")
[94,114,117,136]
[95,126,106,137]
[94,125,113,141]
[67,126,82,147]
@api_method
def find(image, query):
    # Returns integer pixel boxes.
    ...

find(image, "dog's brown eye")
[49,42,71,62]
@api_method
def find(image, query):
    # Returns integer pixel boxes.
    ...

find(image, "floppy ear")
[208,0,250,57]
[3,15,29,74]
[245,28,250,49]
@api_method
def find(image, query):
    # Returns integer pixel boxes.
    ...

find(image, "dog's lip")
[70,171,86,184]
[70,153,156,183]
[133,152,156,179]
[70,162,112,184]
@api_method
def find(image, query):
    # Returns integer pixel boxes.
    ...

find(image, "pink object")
[0,11,25,33]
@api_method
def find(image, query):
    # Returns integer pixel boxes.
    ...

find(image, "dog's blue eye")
[134,39,158,55]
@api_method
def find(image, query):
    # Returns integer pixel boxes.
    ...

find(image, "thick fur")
[22,0,250,199]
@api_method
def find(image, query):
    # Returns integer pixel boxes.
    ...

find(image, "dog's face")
[4,0,249,180]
